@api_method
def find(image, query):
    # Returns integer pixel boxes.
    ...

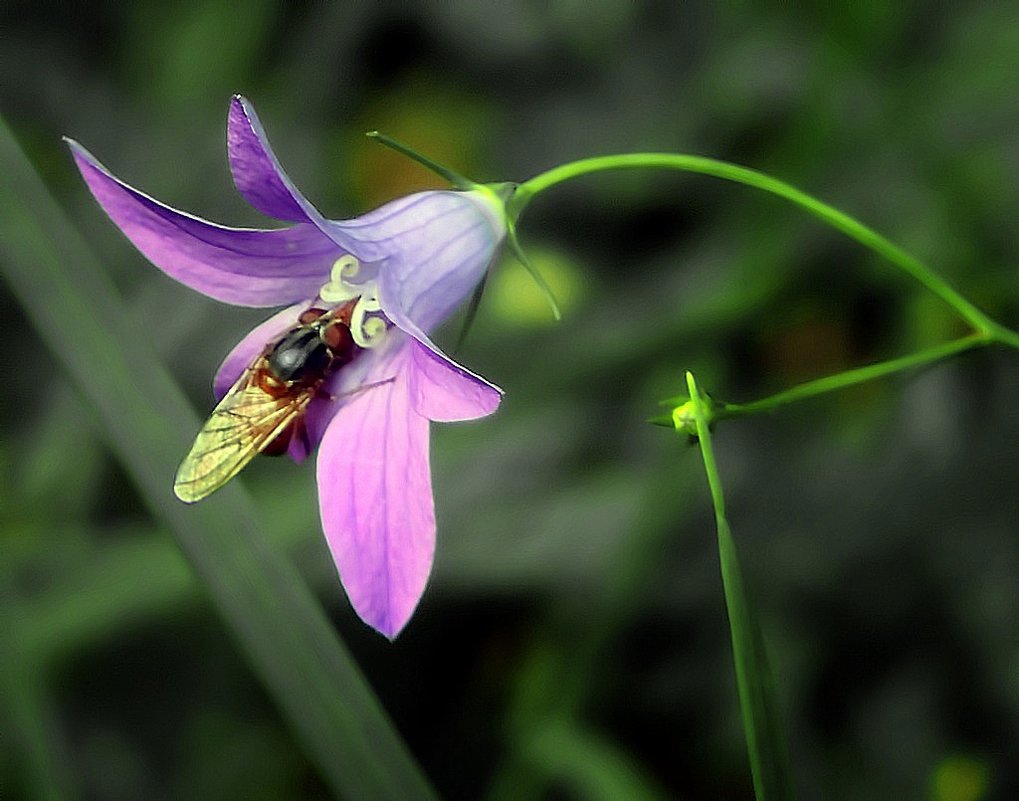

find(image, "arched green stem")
[513,154,1018,344]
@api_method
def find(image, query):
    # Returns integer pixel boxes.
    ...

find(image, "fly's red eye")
[322,322,354,354]
[299,307,328,325]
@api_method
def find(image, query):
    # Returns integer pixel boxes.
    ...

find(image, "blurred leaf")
[0,615,76,801]
[126,0,272,109]
[931,754,991,801]
[0,115,437,801]
[488,245,586,328]
[686,372,795,801]
[17,385,105,518]
[521,719,670,801]
[18,533,195,661]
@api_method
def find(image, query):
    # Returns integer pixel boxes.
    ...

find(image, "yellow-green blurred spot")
[931,754,991,801]
[341,77,493,207]
[488,248,586,327]
[906,292,968,349]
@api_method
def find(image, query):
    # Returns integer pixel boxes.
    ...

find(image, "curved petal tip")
[227,95,311,223]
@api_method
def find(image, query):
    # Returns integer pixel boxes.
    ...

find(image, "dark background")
[2,2,1018,799]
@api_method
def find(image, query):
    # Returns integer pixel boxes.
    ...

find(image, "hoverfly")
[174,300,359,503]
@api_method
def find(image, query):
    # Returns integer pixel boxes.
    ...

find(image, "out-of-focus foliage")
[1,2,1017,800]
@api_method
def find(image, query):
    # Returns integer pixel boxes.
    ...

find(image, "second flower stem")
[717,333,989,420]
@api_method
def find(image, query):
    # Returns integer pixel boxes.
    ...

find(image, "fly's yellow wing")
[174,371,310,503]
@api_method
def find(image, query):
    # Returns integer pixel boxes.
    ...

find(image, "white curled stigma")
[319,255,388,349]
[349,294,386,348]
[318,255,362,302]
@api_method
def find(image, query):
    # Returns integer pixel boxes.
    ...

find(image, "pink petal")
[316,343,435,638]
[67,140,341,307]
[408,340,502,422]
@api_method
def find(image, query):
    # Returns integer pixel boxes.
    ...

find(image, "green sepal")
[365,130,474,189]
[507,224,562,321]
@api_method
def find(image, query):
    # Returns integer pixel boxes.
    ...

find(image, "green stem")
[686,372,796,801]
[986,320,1019,350]
[686,373,728,520]
[513,154,1005,335]
[718,334,988,419]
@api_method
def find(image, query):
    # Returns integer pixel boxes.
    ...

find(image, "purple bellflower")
[68,96,506,638]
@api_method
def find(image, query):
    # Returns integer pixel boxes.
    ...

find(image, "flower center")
[319,255,387,349]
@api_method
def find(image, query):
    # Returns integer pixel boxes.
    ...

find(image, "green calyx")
[366,130,561,322]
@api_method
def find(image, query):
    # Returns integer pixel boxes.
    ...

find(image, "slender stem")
[686,372,796,801]
[987,320,1019,350]
[687,373,728,521]
[513,154,1006,335]
[507,223,562,319]
[718,334,988,420]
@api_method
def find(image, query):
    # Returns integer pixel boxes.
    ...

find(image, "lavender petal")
[408,340,502,422]
[68,140,341,306]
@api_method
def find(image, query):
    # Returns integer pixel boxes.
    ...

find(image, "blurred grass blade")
[0,613,76,801]
[0,116,437,801]
[685,372,795,801]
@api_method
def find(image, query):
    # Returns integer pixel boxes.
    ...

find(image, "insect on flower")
[174,300,375,501]
[67,95,508,637]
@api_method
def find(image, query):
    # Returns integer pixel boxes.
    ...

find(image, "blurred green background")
[2,2,1018,799]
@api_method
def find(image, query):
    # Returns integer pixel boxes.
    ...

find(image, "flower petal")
[365,189,506,335]
[228,95,325,223]
[227,98,449,267]
[226,96,508,310]
[316,343,434,638]
[67,139,341,306]
[408,341,501,422]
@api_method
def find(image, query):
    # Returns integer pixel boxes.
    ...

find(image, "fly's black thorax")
[267,326,331,383]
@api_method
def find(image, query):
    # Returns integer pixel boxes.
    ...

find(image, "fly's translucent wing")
[174,368,310,503]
